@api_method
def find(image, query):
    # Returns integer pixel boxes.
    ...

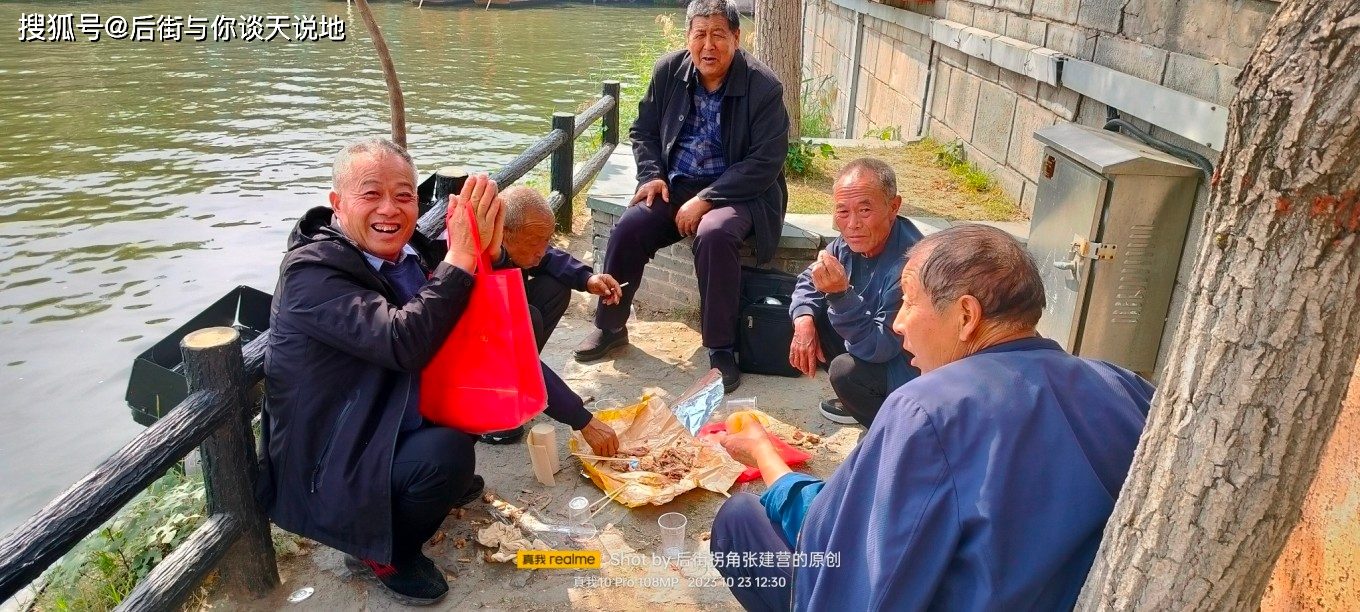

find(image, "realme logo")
[515,550,602,569]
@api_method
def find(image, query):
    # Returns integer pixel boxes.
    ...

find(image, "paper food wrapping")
[569,389,745,508]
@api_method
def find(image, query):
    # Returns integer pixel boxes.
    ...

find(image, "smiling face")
[686,15,739,88]
[832,169,902,257]
[328,151,418,261]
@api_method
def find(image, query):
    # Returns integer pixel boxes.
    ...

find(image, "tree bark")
[353,0,408,149]
[1076,1,1360,610]
[754,0,802,140]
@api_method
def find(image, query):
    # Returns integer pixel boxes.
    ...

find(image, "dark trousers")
[525,271,589,428]
[390,425,477,564]
[595,177,754,349]
[812,309,893,428]
[525,273,572,351]
[711,493,795,612]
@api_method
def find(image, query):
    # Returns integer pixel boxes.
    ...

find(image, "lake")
[0,0,677,533]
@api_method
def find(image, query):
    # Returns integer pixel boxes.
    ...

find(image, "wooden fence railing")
[0,80,621,610]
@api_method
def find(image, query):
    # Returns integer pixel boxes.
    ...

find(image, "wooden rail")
[0,80,624,609]
[417,80,621,236]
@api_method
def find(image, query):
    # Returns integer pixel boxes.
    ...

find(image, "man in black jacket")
[260,139,617,606]
[573,0,790,393]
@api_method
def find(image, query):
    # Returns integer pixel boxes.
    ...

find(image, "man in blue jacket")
[709,224,1153,612]
[573,0,789,394]
[788,158,923,427]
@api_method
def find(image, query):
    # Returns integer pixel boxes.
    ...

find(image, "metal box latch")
[1054,235,1117,275]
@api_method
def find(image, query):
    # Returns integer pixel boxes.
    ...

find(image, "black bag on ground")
[737,266,802,378]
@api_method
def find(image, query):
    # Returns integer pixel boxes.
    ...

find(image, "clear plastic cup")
[658,512,687,557]
[591,398,625,413]
[567,496,590,525]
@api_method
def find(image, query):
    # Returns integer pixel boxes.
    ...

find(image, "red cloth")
[699,423,811,483]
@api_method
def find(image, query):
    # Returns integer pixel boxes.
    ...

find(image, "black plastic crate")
[124,286,272,426]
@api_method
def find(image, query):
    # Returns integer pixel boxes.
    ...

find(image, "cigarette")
[611,282,630,294]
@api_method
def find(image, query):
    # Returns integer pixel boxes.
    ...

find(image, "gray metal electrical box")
[1028,123,1201,376]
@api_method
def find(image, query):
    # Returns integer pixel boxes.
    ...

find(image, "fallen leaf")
[454,537,467,549]
[429,530,446,546]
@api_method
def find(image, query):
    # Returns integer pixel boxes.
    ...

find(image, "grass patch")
[785,139,1023,222]
[36,470,209,611]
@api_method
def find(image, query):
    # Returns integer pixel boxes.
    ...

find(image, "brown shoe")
[574,327,629,362]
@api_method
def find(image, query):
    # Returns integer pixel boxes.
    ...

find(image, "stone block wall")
[802,0,1275,217]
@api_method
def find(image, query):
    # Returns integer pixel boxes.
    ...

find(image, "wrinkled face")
[329,152,417,262]
[687,15,739,86]
[505,220,554,268]
[833,170,901,256]
[893,256,963,374]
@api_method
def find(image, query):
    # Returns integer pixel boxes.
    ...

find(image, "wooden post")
[181,327,279,597]
[602,80,621,147]
[550,111,575,231]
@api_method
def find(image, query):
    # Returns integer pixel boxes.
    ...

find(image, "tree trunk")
[1076,1,1360,610]
[353,0,408,148]
[754,0,802,140]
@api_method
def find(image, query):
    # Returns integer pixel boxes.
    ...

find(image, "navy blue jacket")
[789,217,924,389]
[259,206,474,563]
[632,48,789,263]
[785,338,1153,610]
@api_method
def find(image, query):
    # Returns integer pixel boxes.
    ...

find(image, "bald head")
[500,185,556,268]
[502,186,555,233]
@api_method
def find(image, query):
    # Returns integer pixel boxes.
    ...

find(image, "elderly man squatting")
[473,185,622,455]
[708,224,1153,611]
[788,157,924,427]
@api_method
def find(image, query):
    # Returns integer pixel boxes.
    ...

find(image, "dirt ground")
[206,230,858,612]
[786,141,1024,221]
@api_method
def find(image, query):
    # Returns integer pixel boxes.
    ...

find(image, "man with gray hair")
[709,224,1152,611]
[260,137,503,605]
[474,185,623,453]
[788,158,924,427]
[574,0,789,394]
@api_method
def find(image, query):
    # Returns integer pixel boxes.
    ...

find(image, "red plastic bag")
[698,423,812,483]
[419,201,547,434]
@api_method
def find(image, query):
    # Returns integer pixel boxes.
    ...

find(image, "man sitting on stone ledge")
[789,158,923,427]
[708,224,1153,612]
[573,0,790,393]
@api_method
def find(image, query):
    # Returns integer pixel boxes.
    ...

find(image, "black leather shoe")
[574,327,629,362]
[454,474,485,508]
[710,351,741,393]
[479,426,525,445]
[345,552,448,606]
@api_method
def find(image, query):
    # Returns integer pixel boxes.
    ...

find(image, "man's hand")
[706,422,793,487]
[444,174,503,272]
[675,197,713,236]
[810,250,850,295]
[586,273,623,306]
[789,315,825,378]
[581,416,620,457]
[629,179,670,208]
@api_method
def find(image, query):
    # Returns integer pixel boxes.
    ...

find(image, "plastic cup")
[568,496,590,525]
[658,512,687,557]
[726,397,757,411]
[591,398,625,413]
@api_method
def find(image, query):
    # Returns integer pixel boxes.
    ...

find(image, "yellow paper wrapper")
[569,394,745,507]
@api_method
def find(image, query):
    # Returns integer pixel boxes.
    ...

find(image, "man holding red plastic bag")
[260,138,613,607]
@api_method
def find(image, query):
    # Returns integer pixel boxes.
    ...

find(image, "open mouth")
[371,223,401,235]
